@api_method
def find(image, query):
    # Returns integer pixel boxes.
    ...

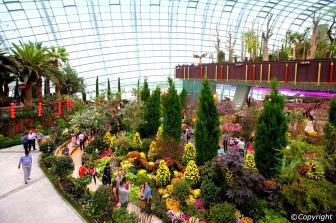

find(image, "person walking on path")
[71,133,77,148]
[119,178,131,208]
[62,146,70,156]
[88,165,97,184]
[102,163,111,185]
[139,183,146,211]
[112,180,121,208]
[22,132,29,152]
[79,132,85,150]
[115,170,123,187]
[18,150,32,184]
[144,181,152,213]
[79,162,87,177]
[28,130,37,151]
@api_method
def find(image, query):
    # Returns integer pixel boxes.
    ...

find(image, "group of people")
[71,132,87,150]
[22,130,39,152]
[182,123,193,145]
[79,162,98,184]
[219,135,254,157]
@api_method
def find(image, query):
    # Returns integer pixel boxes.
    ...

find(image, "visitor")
[79,162,87,177]
[22,132,29,152]
[222,133,229,152]
[79,132,85,150]
[28,130,36,151]
[71,133,77,148]
[62,146,70,156]
[88,165,97,184]
[115,170,123,187]
[246,141,254,153]
[112,180,121,208]
[139,183,146,211]
[144,181,152,213]
[18,150,32,184]
[119,178,131,208]
[102,163,111,185]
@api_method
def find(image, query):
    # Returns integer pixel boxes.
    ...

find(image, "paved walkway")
[0,144,86,223]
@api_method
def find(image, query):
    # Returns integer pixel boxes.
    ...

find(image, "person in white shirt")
[28,130,36,151]
[78,132,85,150]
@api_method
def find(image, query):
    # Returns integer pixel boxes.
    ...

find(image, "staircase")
[233,85,251,110]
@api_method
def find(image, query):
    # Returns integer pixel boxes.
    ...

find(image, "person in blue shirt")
[18,150,32,184]
[143,182,152,213]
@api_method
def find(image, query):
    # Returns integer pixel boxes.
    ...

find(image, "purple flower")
[181,213,190,220]
[194,198,204,209]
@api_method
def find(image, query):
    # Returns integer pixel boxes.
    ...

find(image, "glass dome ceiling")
[1,0,336,97]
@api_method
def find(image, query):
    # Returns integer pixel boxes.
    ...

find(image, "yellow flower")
[148,141,157,161]
[166,184,173,194]
[184,160,200,186]
[132,132,142,149]
[192,189,201,198]
[166,197,180,212]
[156,160,171,187]
[186,195,195,205]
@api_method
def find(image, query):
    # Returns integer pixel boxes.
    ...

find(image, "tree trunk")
[24,84,33,107]
[308,33,317,59]
[37,78,42,98]
[55,79,61,99]
[263,38,269,61]
[44,78,50,96]
[229,48,233,62]
[292,44,296,60]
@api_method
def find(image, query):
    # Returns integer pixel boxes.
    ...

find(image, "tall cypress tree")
[140,79,150,102]
[117,77,121,100]
[95,76,99,98]
[180,88,187,108]
[143,87,161,137]
[162,78,182,141]
[107,78,111,99]
[137,79,140,102]
[254,79,288,178]
[195,79,220,165]
[324,98,336,183]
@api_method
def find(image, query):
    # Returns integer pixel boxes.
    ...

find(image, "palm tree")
[11,41,63,107]
[0,47,18,98]
[243,30,258,61]
[48,46,68,99]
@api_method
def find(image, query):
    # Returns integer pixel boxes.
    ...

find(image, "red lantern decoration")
[252,64,256,82]
[66,99,70,109]
[57,102,61,117]
[285,64,289,83]
[329,62,333,84]
[38,102,42,117]
[10,102,15,119]
[18,85,26,89]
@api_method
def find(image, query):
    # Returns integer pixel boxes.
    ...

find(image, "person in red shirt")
[79,162,87,177]
[246,142,254,153]
[88,165,97,184]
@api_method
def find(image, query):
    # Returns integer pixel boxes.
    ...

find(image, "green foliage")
[257,209,290,223]
[40,154,57,169]
[329,98,336,125]
[182,142,196,165]
[162,78,182,141]
[195,79,220,165]
[90,185,114,221]
[171,180,190,203]
[209,202,236,223]
[179,88,187,109]
[142,87,161,137]
[282,179,336,214]
[156,160,171,187]
[217,50,225,63]
[61,64,84,94]
[39,141,57,154]
[53,156,74,179]
[140,79,150,102]
[0,134,21,149]
[122,101,145,132]
[200,179,221,208]
[95,76,99,98]
[254,79,288,178]
[73,175,92,190]
[96,157,111,179]
[112,208,138,223]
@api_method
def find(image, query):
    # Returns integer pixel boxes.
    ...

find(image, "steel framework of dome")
[1,0,336,96]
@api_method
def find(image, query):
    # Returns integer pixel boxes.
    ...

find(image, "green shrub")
[209,202,236,223]
[171,180,190,204]
[140,138,151,153]
[282,179,336,214]
[73,175,92,190]
[111,208,138,223]
[40,155,57,169]
[39,141,57,154]
[89,185,114,222]
[53,156,74,179]
[257,209,290,223]
[241,196,269,221]
[0,134,21,149]
[200,179,221,208]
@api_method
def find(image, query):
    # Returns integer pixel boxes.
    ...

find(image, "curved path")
[0,144,86,223]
